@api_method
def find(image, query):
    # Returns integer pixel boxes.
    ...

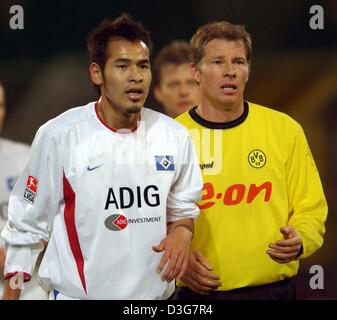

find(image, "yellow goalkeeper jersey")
[176,101,327,291]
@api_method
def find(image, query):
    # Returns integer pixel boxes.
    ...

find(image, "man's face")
[155,63,200,118]
[192,39,249,109]
[0,86,5,132]
[97,38,151,115]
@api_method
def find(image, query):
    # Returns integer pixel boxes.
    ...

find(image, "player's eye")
[140,64,149,69]
[117,65,127,69]
[213,60,223,65]
[168,82,179,89]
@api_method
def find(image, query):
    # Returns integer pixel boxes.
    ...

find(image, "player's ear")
[153,85,163,104]
[191,63,200,83]
[246,62,250,82]
[89,63,103,86]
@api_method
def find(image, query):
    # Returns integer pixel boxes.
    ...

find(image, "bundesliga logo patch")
[155,155,174,171]
[24,175,38,204]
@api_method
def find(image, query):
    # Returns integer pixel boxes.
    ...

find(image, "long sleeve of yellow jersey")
[286,125,328,259]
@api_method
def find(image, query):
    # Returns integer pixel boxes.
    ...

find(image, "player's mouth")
[177,101,193,109]
[220,84,238,94]
[125,88,144,102]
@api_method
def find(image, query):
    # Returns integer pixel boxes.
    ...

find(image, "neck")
[197,96,244,123]
[98,96,141,131]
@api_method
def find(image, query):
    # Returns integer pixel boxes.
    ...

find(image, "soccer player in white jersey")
[0,82,48,299]
[1,14,202,300]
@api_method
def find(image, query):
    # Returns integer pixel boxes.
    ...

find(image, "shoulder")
[175,110,193,126]
[248,102,302,132]
[37,101,96,138]
[142,107,191,137]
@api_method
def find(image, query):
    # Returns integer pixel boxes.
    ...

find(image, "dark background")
[0,0,336,299]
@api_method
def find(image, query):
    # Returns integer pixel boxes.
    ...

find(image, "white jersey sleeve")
[1,127,63,278]
[166,131,202,222]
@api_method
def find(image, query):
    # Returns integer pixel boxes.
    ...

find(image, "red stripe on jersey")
[63,173,87,294]
[95,103,116,132]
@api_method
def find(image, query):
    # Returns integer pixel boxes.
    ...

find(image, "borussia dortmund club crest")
[248,149,266,168]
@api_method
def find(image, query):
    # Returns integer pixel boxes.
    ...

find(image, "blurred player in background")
[0,81,48,299]
[153,41,200,118]
[1,14,202,300]
[174,20,328,300]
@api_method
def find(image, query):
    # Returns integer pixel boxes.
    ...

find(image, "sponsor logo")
[105,214,128,231]
[87,164,104,171]
[128,216,161,224]
[199,181,272,209]
[248,149,266,168]
[200,161,214,170]
[24,175,38,204]
[155,155,174,171]
[104,185,160,210]
[104,214,161,231]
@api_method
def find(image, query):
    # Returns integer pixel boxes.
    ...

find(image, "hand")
[181,251,221,295]
[267,225,303,264]
[153,226,192,283]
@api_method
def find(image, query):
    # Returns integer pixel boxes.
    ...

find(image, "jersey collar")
[188,101,249,129]
[94,102,141,134]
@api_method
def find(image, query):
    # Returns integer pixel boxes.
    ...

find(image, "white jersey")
[0,138,48,299]
[2,102,202,300]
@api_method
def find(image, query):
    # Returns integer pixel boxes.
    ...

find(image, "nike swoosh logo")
[87,164,104,171]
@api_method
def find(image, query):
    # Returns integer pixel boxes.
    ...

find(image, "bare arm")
[2,241,48,300]
[0,246,5,276]
[2,277,21,300]
[153,218,194,282]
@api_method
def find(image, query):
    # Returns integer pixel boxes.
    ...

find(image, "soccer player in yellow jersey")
[174,21,328,300]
